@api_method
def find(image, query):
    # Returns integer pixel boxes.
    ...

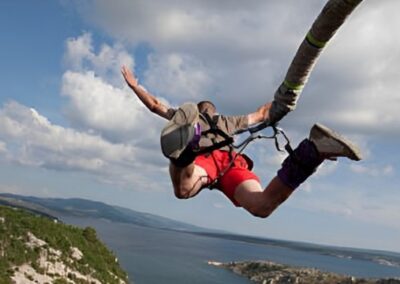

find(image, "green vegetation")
[245,262,286,273]
[0,205,129,283]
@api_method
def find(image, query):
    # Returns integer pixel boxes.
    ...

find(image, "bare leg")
[234,177,294,218]
[169,163,209,199]
[234,138,320,218]
[234,125,361,217]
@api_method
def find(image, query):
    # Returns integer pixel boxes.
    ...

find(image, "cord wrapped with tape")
[269,0,364,124]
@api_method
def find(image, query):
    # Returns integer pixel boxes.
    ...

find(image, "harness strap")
[195,112,236,189]
[195,113,234,155]
[195,139,234,155]
[202,112,217,130]
[192,113,295,189]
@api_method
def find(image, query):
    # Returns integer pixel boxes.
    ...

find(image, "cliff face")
[211,261,400,284]
[0,205,129,283]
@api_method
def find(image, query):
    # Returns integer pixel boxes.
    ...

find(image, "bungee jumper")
[122,0,364,218]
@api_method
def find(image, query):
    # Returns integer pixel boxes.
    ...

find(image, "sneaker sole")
[313,123,362,161]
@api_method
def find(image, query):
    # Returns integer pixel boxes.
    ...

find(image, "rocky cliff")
[0,205,129,283]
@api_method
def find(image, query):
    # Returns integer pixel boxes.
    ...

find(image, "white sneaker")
[309,123,362,161]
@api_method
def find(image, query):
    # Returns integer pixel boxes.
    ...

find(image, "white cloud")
[144,53,212,101]
[62,33,167,146]
[86,0,322,56]
[0,101,134,167]
[0,141,6,153]
[0,101,167,189]
[1,31,185,192]
[350,164,394,177]
[70,0,400,140]
[69,1,321,117]
[290,175,400,230]
[64,32,93,70]
[285,1,400,136]
[315,161,338,177]
[64,32,134,86]
[0,33,177,191]
[62,70,154,141]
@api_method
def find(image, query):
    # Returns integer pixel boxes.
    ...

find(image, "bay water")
[61,216,400,284]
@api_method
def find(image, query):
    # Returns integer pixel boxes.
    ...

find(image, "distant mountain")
[0,193,209,233]
[0,194,59,220]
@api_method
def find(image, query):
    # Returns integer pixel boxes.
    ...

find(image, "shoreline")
[208,260,400,284]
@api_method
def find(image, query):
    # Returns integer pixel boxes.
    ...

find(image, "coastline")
[209,260,400,284]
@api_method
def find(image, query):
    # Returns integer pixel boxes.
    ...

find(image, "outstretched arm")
[121,65,174,120]
[247,102,272,126]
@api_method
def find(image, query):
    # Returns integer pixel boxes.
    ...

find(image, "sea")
[61,216,400,284]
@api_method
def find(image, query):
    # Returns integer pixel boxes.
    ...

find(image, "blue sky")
[1,0,400,253]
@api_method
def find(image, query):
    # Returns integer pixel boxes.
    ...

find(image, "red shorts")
[194,150,259,207]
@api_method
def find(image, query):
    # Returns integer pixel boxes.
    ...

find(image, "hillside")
[0,205,129,284]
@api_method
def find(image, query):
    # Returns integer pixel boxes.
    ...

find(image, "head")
[197,100,216,115]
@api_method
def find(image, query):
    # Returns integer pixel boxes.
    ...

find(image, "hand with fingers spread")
[121,65,173,120]
[121,65,139,89]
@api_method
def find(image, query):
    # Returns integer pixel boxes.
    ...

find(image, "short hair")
[197,100,216,114]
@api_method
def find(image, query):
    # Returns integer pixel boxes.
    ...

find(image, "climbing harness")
[194,113,234,155]
[195,117,294,189]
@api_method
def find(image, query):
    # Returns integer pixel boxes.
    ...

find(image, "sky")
[1,0,400,253]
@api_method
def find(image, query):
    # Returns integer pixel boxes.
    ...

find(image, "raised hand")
[121,65,138,88]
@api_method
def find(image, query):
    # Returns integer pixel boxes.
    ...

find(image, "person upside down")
[121,65,362,218]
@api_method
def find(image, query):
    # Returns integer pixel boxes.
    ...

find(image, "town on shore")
[208,260,400,284]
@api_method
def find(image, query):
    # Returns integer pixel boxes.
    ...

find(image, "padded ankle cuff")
[277,139,323,189]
